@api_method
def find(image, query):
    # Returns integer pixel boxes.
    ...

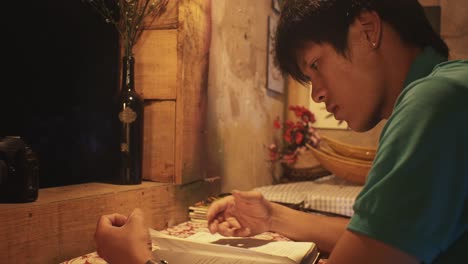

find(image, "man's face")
[295,22,386,132]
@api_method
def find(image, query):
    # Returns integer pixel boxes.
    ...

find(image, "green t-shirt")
[348,47,468,263]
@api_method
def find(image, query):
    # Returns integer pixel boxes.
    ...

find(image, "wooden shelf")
[419,0,440,6]
[0,180,219,264]
[0,181,168,208]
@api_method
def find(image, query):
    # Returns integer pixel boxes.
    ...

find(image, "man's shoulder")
[388,60,468,140]
[401,61,468,109]
[432,59,468,73]
[431,59,468,83]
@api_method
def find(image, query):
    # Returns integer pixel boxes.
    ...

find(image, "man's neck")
[379,30,422,119]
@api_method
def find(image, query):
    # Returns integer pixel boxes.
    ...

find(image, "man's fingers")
[208,219,220,234]
[97,213,128,229]
[94,213,127,246]
[127,208,145,224]
[218,221,238,237]
[225,217,241,229]
[207,196,234,223]
[126,208,149,238]
[210,217,242,235]
[233,227,251,237]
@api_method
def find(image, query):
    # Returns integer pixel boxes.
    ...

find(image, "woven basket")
[308,143,372,185]
[321,135,377,161]
[281,150,330,182]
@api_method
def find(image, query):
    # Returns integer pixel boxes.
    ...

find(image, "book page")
[186,232,315,263]
[150,230,294,264]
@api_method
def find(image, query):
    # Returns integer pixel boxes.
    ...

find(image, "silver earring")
[372,42,376,48]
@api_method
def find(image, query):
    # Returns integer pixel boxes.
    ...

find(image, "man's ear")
[356,10,382,49]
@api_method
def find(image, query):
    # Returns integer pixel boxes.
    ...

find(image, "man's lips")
[326,104,337,114]
[327,105,344,120]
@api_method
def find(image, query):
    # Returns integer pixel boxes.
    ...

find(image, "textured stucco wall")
[440,0,468,59]
[206,0,285,193]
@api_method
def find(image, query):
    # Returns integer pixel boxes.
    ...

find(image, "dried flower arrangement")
[82,0,168,57]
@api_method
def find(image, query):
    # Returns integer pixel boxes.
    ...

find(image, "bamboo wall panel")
[134,29,178,99]
[143,101,176,182]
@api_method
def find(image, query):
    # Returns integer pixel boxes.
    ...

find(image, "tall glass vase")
[114,55,144,185]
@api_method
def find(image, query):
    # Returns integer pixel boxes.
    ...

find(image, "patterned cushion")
[253,175,363,217]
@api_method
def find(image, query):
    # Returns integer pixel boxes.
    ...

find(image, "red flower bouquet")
[268,105,321,164]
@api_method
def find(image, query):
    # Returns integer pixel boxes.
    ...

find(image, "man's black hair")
[275,0,449,85]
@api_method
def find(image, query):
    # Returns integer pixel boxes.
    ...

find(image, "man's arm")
[326,230,420,264]
[207,190,349,253]
[270,202,349,253]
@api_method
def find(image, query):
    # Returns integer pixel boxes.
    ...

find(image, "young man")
[207,0,467,263]
[94,0,467,263]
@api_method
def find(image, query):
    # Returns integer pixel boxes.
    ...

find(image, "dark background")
[1,0,120,188]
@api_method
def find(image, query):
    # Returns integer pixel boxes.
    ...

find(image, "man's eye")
[311,61,319,70]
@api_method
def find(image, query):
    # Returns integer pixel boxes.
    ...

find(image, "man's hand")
[207,190,273,237]
[94,208,152,264]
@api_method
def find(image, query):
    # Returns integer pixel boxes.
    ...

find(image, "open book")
[150,229,320,264]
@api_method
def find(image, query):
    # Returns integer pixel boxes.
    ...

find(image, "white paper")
[186,232,313,263]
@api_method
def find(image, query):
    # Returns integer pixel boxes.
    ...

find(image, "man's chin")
[347,120,378,132]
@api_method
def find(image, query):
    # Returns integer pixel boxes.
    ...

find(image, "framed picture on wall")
[267,15,284,94]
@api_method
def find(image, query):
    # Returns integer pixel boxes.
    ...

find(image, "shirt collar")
[402,46,447,88]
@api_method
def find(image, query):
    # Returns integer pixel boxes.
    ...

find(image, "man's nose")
[311,82,326,103]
